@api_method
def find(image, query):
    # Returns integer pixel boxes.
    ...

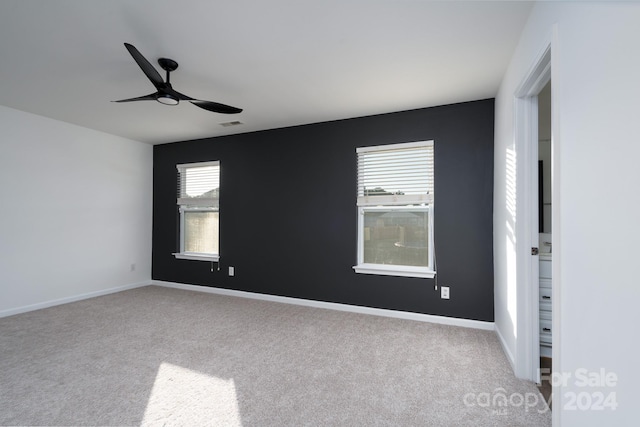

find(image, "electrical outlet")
[130,263,136,272]
[441,286,450,299]
[229,266,234,277]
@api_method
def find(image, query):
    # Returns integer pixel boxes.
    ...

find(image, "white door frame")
[512,25,561,425]
[514,46,550,384]
[513,24,561,379]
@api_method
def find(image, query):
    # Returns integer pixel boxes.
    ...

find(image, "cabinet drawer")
[539,287,552,304]
[540,259,552,279]
[540,301,552,313]
[540,319,552,336]
[540,332,552,345]
[540,278,552,289]
[540,310,552,321]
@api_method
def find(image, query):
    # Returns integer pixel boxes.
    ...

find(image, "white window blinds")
[356,140,434,206]
[177,161,220,207]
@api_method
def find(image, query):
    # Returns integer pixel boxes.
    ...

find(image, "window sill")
[173,253,220,262]
[353,263,435,279]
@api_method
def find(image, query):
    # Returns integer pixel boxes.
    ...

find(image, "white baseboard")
[0,281,150,318]
[152,280,495,331]
[495,323,516,372]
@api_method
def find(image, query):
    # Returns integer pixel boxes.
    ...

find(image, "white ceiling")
[0,0,533,145]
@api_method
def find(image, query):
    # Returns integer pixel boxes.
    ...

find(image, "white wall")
[495,2,640,425]
[0,106,152,315]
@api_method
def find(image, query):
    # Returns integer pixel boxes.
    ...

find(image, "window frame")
[353,141,435,279]
[173,161,220,262]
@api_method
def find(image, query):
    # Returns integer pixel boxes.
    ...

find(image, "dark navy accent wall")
[153,99,495,321]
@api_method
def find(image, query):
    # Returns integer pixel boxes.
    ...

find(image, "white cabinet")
[540,256,552,349]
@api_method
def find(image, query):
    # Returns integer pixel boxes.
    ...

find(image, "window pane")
[363,210,428,267]
[184,211,219,254]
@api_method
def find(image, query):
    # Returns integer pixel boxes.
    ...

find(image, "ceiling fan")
[113,43,242,114]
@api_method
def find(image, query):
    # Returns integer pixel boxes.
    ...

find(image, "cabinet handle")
[542,328,551,332]
[542,296,551,300]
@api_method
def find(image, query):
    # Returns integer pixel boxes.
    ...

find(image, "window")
[353,141,435,278]
[173,161,220,262]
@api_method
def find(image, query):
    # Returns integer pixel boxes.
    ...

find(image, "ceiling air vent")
[219,121,243,127]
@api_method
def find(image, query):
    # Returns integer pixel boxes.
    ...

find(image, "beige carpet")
[0,286,551,426]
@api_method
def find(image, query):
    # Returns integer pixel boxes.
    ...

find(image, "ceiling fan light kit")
[156,94,179,105]
[113,43,242,114]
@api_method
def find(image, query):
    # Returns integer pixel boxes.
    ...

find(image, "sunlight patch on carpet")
[141,362,242,426]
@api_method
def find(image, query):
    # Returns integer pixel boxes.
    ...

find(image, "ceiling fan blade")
[124,43,164,89]
[112,93,159,103]
[190,100,243,114]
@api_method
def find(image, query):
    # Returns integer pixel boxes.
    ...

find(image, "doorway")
[537,80,553,406]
